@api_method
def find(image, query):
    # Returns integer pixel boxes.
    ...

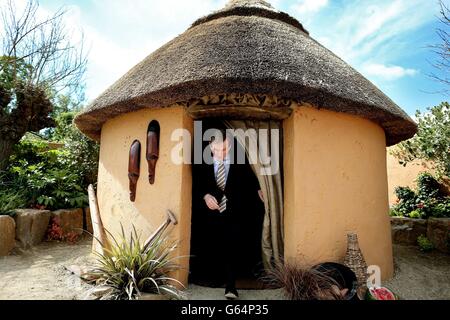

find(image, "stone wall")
[391,217,450,253]
[0,216,16,256]
[0,208,93,256]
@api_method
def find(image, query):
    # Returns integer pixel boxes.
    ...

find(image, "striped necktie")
[216,161,227,213]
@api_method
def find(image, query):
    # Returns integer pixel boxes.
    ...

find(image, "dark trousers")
[210,210,240,290]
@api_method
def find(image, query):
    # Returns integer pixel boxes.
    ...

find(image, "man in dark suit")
[191,127,264,300]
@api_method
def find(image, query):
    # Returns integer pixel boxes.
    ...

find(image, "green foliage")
[89,226,185,300]
[0,187,28,216]
[409,210,425,219]
[417,172,442,200]
[432,198,450,218]
[51,111,99,187]
[394,186,417,216]
[392,172,450,219]
[417,235,434,252]
[391,102,450,178]
[0,57,32,115]
[4,139,88,210]
[0,107,99,210]
[389,208,403,217]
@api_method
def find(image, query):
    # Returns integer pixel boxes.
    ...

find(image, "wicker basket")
[343,232,368,292]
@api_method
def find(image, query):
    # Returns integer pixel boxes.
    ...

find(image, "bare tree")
[429,0,450,94]
[0,0,87,170]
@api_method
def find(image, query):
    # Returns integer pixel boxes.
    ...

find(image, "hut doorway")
[188,119,284,289]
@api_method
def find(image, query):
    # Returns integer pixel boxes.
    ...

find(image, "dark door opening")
[188,120,266,289]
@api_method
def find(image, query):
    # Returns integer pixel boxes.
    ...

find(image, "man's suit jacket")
[194,156,261,221]
[190,142,265,281]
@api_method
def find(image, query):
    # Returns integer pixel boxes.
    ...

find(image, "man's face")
[210,138,230,161]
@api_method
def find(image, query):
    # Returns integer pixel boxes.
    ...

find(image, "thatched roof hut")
[75,0,416,145]
[75,0,416,287]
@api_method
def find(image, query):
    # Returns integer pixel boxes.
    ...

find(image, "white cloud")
[3,0,437,104]
[292,0,328,14]
[325,0,435,64]
[363,63,418,80]
[42,0,227,101]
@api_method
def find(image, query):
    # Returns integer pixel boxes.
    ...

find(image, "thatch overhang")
[75,0,417,146]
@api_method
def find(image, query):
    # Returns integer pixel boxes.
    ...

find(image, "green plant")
[391,102,450,178]
[88,226,185,300]
[0,188,28,216]
[394,186,418,216]
[0,0,87,171]
[409,210,425,219]
[417,172,442,199]
[50,111,99,187]
[389,208,403,217]
[391,172,450,219]
[2,131,95,210]
[8,156,88,210]
[417,235,434,252]
[432,198,450,217]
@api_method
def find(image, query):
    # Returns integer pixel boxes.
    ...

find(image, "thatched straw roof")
[75,0,417,146]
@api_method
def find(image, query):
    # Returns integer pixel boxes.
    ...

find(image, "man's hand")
[204,194,220,211]
[258,190,264,202]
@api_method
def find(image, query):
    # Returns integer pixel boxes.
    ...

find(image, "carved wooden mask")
[128,140,141,202]
[147,121,160,185]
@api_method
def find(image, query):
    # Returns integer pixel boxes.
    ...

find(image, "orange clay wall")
[98,104,395,286]
[386,151,435,205]
[98,106,193,287]
[283,105,394,280]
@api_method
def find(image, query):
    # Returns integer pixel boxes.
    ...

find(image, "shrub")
[88,226,185,300]
[389,208,403,217]
[391,102,450,178]
[0,187,28,216]
[409,210,425,219]
[6,147,88,210]
[417,235,434,252]
[1,117,98,210]
[417,172,442,199]
[51,112,99,187]
[394,186,418,216]
[392,172,450,219]
[431,198,450,218]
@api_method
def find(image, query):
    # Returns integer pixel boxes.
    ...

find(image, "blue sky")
[31,0,450,115]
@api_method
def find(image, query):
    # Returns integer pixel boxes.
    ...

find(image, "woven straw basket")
[343,232,368,291]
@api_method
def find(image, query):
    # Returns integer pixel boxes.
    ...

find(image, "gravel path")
[0,240,448,300]
[0,239,93,300]
[385,245,450,300]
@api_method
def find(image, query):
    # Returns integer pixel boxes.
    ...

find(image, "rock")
[84,207,93,234]
[51,209,84,237]
[391,217,428,245]
[85,286,115,300]
[14,209,51,248]
[138,293,170,300]
[427,218,450,253]
[65,264,96,281]
[0,215,16,256]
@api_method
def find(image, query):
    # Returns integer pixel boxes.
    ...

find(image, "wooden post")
[88,184,110,256]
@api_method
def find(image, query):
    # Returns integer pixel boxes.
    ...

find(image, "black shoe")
[224,287,239,300]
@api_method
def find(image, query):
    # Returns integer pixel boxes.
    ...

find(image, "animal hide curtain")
[223,120,284,271]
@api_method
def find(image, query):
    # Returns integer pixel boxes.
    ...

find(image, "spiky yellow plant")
[89,225,186,300]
